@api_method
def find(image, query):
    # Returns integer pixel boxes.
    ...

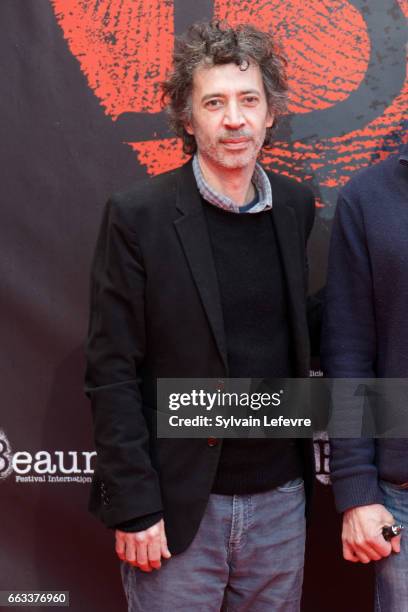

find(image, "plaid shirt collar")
[192,154,273,214]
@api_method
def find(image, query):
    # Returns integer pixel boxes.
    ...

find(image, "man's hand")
[115,519,171,572]
[342,504,401,563]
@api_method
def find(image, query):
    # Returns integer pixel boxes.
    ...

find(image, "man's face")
[185,61,274,170]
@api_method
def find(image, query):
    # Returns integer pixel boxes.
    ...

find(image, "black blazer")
[85,160,317,554]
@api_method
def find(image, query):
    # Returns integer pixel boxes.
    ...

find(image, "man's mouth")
[221,137,250,143]
[220,138,251,148]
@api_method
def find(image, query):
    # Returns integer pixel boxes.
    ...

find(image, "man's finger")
[136,542,152,572]
[343,541,359,563]
[160,521,172,559]
[355,552,371,564]
[357,545,382,561]
[353,544,372,564]
[147,539,162,569]
[115,532,126,561]
[391,534,401,554]
[124,538,137,566]
[356,537,389,561]
[368,536,392,558]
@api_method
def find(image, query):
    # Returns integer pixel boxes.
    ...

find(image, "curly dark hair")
[161,20,288,155]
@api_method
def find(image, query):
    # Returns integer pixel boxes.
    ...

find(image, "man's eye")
[243,96,258,105]
[205,99,223,108]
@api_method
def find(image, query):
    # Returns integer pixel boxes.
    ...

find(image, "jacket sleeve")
[321,191,383,512]
[115,511,163,533]
[85,197,163,527]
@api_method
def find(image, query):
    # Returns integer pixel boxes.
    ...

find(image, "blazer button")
[207,437,218,447]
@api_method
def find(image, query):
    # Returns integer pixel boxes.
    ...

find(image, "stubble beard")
[196,131,265,170]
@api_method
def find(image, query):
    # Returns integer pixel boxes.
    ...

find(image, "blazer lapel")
[271,196,310,375]
[173,162,228,372]
[172,162,310,376]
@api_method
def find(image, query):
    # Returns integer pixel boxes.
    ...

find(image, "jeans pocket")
[380,479,408,492]
[276,477,304,492]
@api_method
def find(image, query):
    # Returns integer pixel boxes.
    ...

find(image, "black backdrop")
[1,1,407,610]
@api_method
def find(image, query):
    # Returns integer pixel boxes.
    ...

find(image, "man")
[86,21,317,611]
[322,147,408,611]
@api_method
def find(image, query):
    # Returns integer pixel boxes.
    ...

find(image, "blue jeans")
[121,478,306,611]
[375,480,408,612]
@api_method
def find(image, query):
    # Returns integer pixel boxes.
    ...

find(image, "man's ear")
[184,120,194,136]
[266,111,274,129]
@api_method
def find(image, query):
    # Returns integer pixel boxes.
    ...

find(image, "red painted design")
[51,0,408,208]
[130,138,187,174]
[214,0,370,114]
[52,0,174,118]
[262,73,408,188]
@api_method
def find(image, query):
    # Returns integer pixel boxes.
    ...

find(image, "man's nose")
[223,101,245,128]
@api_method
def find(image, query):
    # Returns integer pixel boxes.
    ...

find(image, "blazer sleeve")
[85,197,163,527]
[321,192,383,512]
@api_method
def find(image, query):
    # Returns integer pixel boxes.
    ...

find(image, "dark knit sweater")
[202,199,302,495]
